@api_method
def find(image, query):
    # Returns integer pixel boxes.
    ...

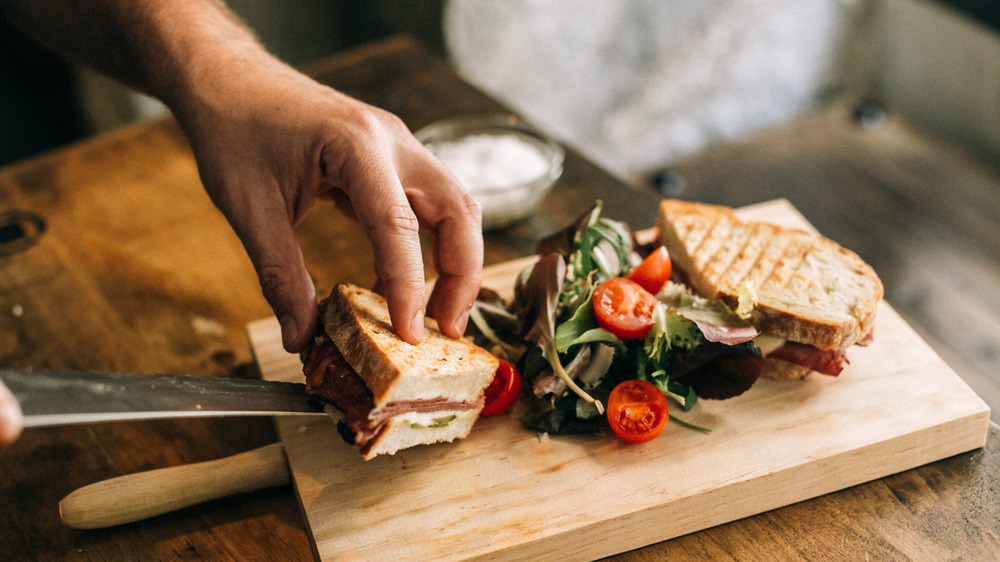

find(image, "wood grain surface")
[249,199,989,561]
[1,35,998,560]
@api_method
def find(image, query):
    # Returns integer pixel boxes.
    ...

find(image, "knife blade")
[0,367,327,427]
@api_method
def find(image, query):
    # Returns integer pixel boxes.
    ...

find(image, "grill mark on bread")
[756,233,791,291]
[702,220,731,289]
[770,237,808,296]
[720,224,759,290]
[656,199,883,353]
[687,213,718,262]
[736,229,775,292]
[697,214,732,294]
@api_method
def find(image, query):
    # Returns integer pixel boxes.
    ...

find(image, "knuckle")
[351,109,384,138]
[457,190,482,220]
[380,110,408,133]
[439,189,483,231]
[377,260,426,291]
[257,265,291,299]
[346,106,404,141]
[379,202,421,234]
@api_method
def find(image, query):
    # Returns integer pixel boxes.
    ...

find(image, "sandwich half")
[656,199,883,379]
[303,283,499,460]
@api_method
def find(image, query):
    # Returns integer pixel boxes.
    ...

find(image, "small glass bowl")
[415,115,564,230]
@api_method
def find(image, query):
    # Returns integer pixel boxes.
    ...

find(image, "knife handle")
[59,442,290,529]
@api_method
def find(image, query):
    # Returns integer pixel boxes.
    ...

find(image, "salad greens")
[470,201,763,435]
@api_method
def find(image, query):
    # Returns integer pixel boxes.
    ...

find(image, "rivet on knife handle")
[59,442,290,529]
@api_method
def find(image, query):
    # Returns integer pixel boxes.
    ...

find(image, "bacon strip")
[765,342,849,376]
[302,334,480,448]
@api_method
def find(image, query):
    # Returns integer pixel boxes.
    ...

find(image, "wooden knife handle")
[59,442,290,529]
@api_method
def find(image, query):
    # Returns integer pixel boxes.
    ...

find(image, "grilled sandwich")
[656,199,883,379]
[303,283,499,460]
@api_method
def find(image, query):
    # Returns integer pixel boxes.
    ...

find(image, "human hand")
[2,1,483,353]
[173,61,483,353]
[0,379,23,447]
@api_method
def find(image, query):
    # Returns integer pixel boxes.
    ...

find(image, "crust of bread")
[359,409,481,460]
[323,283,499,408]
[657,199,883,350]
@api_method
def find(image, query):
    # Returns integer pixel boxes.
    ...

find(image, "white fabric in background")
[444,0,861,178]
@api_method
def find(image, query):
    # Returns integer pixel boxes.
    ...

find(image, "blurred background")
[2,0,998,172]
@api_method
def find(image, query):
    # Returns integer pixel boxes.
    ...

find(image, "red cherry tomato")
[480,359,521,417]
[592,277,657,340]
[606,379,669,444]
[627,246,672,295]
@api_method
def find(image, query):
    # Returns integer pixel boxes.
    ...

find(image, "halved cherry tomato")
[627,245,672,295]
[480,359,521,417]
[592,277,657,340]
[606,379,669,444]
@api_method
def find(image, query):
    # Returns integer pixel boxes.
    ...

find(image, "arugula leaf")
[553,287,621,353]
[560,327,624,353]
[569,217,633,281]
[557,273,594,319]
[640,366,699,412]
[519,253,604,412]
[645,302,704,370]
[589,219,633,274]
[667,381,700,412]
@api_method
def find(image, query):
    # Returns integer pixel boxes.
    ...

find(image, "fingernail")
[453,311,470,336]
[410,310,425,343]
[279,314,298,349]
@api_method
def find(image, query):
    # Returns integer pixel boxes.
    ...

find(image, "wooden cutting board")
[248,199,990,561]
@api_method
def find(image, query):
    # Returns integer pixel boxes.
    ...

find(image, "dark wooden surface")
[1,36,997,561]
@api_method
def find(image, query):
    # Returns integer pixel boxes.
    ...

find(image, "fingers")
[326,118,485,343]
[235,199,319,353]
[422,189,483,338]
[191,84,481,347]
[331,156,428,345]
[0,380,23,447]
[259,254,318,353]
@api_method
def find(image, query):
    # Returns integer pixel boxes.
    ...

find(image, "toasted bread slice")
[657,199,883,351]
[323,283,498,409]
[318,283,499,459]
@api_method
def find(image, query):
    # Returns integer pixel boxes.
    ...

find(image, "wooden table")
[1,36,997,560]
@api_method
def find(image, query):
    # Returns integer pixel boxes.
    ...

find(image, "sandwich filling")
[666,267,873,377]
[303,333,482,449]
[686,311,852,376]
[758,339,849,376]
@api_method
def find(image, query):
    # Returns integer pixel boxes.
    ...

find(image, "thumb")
[240,216,318,353]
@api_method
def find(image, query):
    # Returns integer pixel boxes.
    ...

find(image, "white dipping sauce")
[431,133,551,190]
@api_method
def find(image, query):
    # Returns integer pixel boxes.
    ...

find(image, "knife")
[0,367,326,427]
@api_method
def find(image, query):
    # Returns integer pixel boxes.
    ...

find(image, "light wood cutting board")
[247,199,990,561]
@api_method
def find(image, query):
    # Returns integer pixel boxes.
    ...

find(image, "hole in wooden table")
[0,210,46,257]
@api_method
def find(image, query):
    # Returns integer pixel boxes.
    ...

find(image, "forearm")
[0,0,278,115]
